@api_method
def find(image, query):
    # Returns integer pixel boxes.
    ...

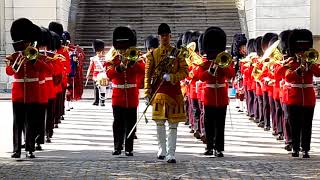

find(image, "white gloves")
[163,73,171,82]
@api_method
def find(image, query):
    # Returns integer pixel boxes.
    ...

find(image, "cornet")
[10,43,39,73]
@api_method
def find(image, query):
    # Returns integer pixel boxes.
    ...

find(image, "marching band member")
[144,23,188,163]
[5,18,48,158]
[199,27,235,157]
[277,29,320,158]
[49,22,70,121]
[106,26,145,156]
[241,39,257,120]
[231,33,247,112]
[260,33,278,131]
[86,39,107,106]
[63,31,85,110]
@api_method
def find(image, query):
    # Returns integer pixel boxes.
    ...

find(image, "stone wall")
[245,0,311,38]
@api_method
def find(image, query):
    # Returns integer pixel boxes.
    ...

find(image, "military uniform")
[145,23,188,163]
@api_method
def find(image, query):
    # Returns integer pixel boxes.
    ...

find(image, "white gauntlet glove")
[163,73,171,82]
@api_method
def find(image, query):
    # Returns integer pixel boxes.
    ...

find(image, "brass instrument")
[215,51,233,68]
[304,48,319,64]
[261,40,282,62]
[10,44,39,73]
[124,47,141,61]
[187,42,204,66]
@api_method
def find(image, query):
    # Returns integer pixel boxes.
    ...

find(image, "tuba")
[215,51,233,68]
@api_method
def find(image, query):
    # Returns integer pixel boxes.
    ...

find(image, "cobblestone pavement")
[0,99,320,179]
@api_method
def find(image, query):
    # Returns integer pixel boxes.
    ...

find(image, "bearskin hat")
[158,23,171,35]
[38,27,52,49]
[198,33,204,55]
[278,30,292,55]
[10,18,42,51]
[202,26,226,60]
[231,33,247,58]
[262,33,278,51]
[254,36,263,56]
[93,39,105,52]
[48,22,63,37]
[246,39,256,54]
[113,26,136,50]
[50,31,62,51]
[190,31,201,52]
[144,35,159,51]
[176,34,183,49]
[182,30,193,47]
[62,31,71,45]
[288,29,313,57]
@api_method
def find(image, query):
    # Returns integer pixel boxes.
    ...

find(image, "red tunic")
[277,60,320,106]
[6,53,48,103]
[199,61,235,107]
[106,58,145,108]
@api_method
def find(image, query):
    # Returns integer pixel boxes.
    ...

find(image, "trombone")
[10,44,39,73]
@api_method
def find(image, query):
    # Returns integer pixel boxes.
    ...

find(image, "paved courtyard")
[0,99,320,179]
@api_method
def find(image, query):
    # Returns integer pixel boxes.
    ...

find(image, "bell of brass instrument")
[10,42,39,73]
[215,51,233,68]
[304,48,319,64]
[261,40,282,62]
[124,47,141,62]
[187,42,204,66]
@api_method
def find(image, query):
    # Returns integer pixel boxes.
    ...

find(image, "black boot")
[302,151,310,158]
[26,151,35,159]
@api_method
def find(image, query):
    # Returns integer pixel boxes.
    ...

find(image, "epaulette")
[54,54,66,61]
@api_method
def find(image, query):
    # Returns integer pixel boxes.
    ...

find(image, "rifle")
[127,48,178,139]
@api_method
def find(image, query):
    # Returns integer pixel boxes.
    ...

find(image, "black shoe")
[189,129,194,133]
[258,123,264,128]
[66,109,70,111]
[235,106,239,108]
[264,127,270,131]
[204,149,213,155]
[215,151,224,157]
[60,116,64,120]
[26,152,35,159]
[284,144,292,151]
[272,131,278,136]
[238,109,243,112]
[92,102,99,106]
[194,131,201,139]
[21,144,26,148]
[167,159,176,163]
[70,107,74,109]
[302,151,310,158]
[35,144,42,151]
[54,124,58,128]
[46,137,51,143]
[276,134,284,140]
[157,155,165,160]
[125,151,133,156]
[100,103,105,107]
[184,121,189,125]
[134,134,138,139]
[292,151,299,157]
[112,150,121,155]
[254,119,260,123]
[11,152,21,158]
